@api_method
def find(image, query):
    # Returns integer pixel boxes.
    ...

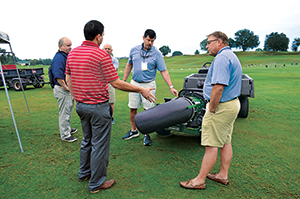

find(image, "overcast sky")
[1,0,300,59]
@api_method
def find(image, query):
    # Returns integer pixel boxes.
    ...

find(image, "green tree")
[264,32,289,51]
[229,38,236,48]
[200,38,208,52]
[159,45,171,56]
[0,48,8,64]
[29,59,43,65]
[43,58,52,65]
[172,51,183,57]
[234,29,260,51]
[291,37,300,52]
[194,49,199,55]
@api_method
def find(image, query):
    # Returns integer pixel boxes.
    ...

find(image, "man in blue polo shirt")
[49,37,77,142]
[122,29,178,146]
[180,31,242,190]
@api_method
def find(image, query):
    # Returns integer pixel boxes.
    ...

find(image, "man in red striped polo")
[65,20,156,194]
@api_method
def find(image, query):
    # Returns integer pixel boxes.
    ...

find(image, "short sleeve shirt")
[66,41,119,104]
[204,46,242,102]
[50,50,68,86]
[128,44,166,82]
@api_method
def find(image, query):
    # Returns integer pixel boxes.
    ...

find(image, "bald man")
[103,44,119,124]
[49,37,77,142]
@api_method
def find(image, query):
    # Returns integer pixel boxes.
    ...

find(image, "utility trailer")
[0,64,47,91]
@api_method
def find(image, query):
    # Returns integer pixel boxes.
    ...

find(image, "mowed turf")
[0,52,299,198]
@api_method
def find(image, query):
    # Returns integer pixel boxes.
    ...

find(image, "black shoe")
[71,128,77,134]
[78,173,91,182]
[64,136,77,142]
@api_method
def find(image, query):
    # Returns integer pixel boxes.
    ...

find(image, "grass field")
[1,52,300,198]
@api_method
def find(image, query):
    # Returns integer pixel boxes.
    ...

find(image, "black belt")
[206,97,237,103]
[133,79,149,83]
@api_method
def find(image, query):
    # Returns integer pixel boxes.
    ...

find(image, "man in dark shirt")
[49,37,77,142]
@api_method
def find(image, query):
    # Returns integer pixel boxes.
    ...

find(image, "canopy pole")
[0,61,24,153]
[9,43,30,113]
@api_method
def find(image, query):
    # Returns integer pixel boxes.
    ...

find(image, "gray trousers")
[53,85,74,140]
[76,101,112,191]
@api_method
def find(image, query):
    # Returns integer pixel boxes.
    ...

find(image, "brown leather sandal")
[180,180,206,189]
[207,173,229,185]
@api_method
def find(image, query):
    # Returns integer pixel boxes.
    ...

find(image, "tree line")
[0,49,52,65]
[159,29,300,56]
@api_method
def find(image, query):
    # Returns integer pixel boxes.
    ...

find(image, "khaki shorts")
[108,83,115,103]
[128,80,156,110]
[201,98,240,148]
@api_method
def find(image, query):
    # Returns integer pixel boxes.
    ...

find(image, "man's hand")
[141,87,157,103]
[56,78,69,91]
[170,87,178,97]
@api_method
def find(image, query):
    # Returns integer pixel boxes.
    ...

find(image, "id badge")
[142,61,148,71]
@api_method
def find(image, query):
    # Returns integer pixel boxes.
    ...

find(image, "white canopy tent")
[0,31,29,153]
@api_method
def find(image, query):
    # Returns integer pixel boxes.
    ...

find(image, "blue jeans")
[76,101,112,191]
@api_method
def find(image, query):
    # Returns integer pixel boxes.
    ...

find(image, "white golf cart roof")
[0,31,10,44]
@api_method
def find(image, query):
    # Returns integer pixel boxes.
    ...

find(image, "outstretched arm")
[110,79,156,103]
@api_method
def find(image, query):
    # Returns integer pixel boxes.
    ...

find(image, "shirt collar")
[217,46,230,55]
[58,50,68,58]
[82,40,100,48]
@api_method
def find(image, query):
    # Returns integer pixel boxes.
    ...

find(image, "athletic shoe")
[122,130,139,140]
[71,128,77,134]
[64,136,77,142]
[144,135,151,146]
[112,118,115,124]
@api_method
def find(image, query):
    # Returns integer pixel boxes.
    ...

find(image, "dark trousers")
[76,101,112,191]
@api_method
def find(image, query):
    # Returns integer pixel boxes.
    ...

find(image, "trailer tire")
[156,129,172,137]
[238,96,249,118]
[33,83,42,88]
[13,80,26,91]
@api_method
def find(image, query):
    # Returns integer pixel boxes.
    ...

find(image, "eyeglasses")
[207,39,219,45]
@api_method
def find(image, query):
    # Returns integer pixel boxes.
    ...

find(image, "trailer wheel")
[13,80,26,91]
[238,96,249,118]
[33,83,42,88]
[156,129,172,137]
